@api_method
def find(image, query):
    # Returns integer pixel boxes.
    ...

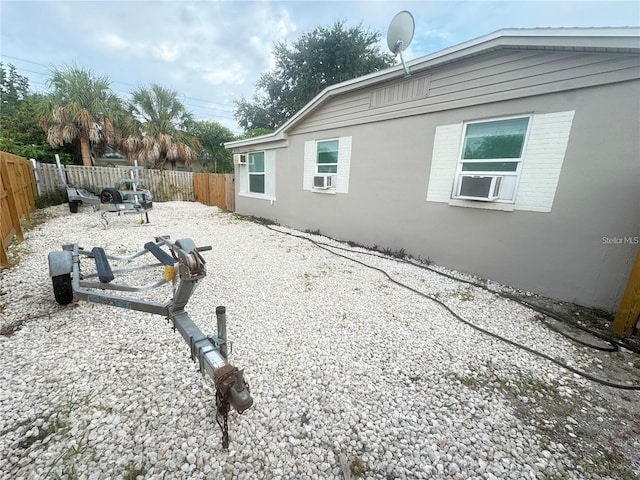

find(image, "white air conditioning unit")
[313,174,336,189]
[456,175,502,201]
[234,154,247,165]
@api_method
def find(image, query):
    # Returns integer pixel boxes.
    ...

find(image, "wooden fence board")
[35,163,197,203]
[226,175,235,212]
[0,152,37,268]
[0,159,16,268]
[193,173,232,210]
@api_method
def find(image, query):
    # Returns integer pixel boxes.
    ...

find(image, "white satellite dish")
[386,10,415,76]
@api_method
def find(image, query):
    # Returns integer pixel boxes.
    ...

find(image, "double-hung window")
[312,139,339,190]
[316,140,339,174]
[453,116,530,202]
[248,152,265,194]
[303,136,352,193]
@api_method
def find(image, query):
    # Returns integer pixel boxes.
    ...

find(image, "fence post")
[612,248,640,337]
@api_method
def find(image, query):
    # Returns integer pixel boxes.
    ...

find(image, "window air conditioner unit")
[234,154,247,165]
[457,175,502,201]
[313,174,335,189]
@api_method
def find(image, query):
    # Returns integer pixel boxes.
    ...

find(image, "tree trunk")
[155,151,168,169]
[80,133,92,166]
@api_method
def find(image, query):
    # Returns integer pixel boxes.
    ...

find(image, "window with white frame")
[303,136,352,193]
[248,151,265,194]
[453,116,530,202]
[313,139,339,189]
[316,140,339,174]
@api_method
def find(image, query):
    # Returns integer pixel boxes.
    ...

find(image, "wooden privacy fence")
[194,173,235,211]
[35,163,196,202]
[35,163,234,209]
[2,156,234,267]
[1,152,37,268]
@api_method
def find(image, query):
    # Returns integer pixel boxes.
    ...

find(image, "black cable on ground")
[278,228,633,354]
[265,225,640,391]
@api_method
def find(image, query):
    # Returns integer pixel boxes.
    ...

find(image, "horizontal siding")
[430,53,618,95]
[314,94,370,117]
[430,55,637,101]
[290,50,640,135]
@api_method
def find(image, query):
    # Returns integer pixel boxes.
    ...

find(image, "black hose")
[282,229,633,354]
[265,225,640,391]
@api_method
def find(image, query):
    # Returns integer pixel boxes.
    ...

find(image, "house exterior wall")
[233,50,640,312]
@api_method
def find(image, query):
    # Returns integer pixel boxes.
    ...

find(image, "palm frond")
[62,124,79,143]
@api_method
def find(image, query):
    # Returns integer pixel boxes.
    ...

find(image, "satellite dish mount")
[387,11,415,77]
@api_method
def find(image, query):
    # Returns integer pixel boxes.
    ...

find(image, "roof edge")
[225,27,640,149]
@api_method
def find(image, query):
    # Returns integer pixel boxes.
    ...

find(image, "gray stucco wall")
[235,81,640,312]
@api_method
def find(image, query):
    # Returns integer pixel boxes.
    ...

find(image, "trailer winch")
[47,236,253,448]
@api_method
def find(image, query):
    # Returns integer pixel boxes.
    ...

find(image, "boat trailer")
[47,236,253,448]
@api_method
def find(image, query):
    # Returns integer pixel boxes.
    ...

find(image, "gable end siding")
[289,50,638,135]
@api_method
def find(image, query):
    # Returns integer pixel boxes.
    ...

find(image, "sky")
[1,0,639,134]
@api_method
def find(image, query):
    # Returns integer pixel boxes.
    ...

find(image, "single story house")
[225,27,640,312]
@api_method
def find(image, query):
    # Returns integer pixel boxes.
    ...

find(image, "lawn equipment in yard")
[47,236,253,448]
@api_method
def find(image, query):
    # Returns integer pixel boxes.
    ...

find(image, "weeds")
[450,287,475,302]
[233,213,278,225]
[124,461,147,480]
[45,441,93,480]
[350,454,368,477]
[35,188,68,209]
[466,369,639,479]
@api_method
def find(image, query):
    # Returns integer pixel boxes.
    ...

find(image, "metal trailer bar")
[48,236,253,448]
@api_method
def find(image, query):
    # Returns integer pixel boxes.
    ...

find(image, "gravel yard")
[1,201,639,480]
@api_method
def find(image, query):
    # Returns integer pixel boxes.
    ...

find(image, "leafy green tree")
[235,21,394,131]
[0,63,29,113]
[186,120,235,173]
[124,84,199,169]
[0,64,79,163]
[39,65,122,166]
[234,128,274,140]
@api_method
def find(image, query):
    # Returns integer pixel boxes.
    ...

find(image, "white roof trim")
[225,27,640,149]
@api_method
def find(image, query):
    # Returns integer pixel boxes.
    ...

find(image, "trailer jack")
[47,236,253,447]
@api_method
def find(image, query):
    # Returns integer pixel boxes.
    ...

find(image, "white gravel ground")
[1,201,638,480]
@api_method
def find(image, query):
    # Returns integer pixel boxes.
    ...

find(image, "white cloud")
[153,43,181,63]
[3,0,639,132]
[202,63,248,86]
[98,33,129,51]
[94,34,182,63]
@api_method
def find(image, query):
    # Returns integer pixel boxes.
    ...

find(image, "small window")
[248,152,265,194]
[454,116,530,202]
[316,140,339,174]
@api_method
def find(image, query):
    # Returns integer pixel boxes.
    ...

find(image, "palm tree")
[39,65,121,166]
[124,84,199,169]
